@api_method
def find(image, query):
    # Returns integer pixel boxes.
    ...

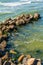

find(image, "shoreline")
[0,13,42,65]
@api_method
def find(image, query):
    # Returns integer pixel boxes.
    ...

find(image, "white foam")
[0,1,31,7]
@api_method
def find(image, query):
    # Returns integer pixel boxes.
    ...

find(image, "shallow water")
[0,0,43,60]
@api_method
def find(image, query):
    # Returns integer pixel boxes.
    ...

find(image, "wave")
[0,0,43,7]
[0,1,31,7]
[0,10,12,13]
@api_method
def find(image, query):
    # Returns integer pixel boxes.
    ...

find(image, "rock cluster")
[0,54,41,65]
[0,13,41,65]
[13,13,40,25]
[0,13,40,49]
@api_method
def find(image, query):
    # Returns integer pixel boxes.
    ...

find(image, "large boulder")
[22,57,28,65]
[0,40,7,50]
[16,19,25,25]
[19,14,25,19]
[22,55,31,65]
[22,14,33,23]
[18,54,24,62]
[34,13,40,20]
[23,18,30,23]
[27,58,35,65]
[27,58,41,65]
[1,52,8,60]
[37,59,41,65]
[19,19,25,24]
[8,25,14,30]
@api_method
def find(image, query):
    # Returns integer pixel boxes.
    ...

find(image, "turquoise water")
[0,0,43,60]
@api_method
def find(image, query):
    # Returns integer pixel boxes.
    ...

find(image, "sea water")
[0,0,43,60]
